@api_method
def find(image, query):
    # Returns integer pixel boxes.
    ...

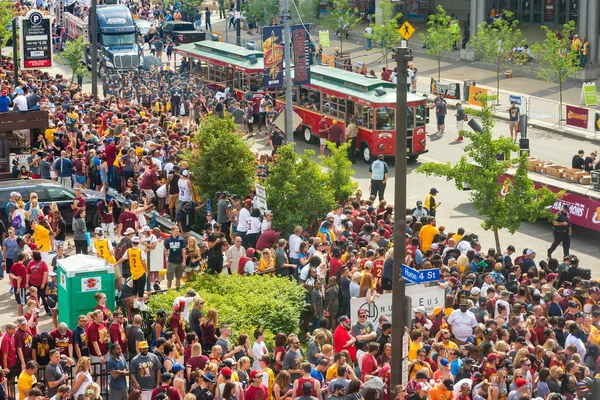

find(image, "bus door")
[406,106,415,154]
[227,67,234,89]
[346,100,355,123]
[412,103,428,155]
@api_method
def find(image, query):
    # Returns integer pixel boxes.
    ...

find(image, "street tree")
[471,11,526,100]
[244,0,280,31]
[419,5,460,80]
[0,3,16,63]
[416,93,561,252]
[184,115,256,202]
[266,144,335,237]
[365,0,402,67]
[321,141,358,202]
[323,0,361,52]
[290,0,320,25]
[531,21,581,123]
[61,37,88,83]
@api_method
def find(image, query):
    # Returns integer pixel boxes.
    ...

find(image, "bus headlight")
[421,139,426,145]
[379,144,385,151]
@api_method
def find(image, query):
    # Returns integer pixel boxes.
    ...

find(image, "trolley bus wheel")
[303,127,313,144]
[408,155,419,162]
[361,143,372,163]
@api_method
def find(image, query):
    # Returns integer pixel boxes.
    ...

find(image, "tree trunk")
[496,69,500,105]
[559,80,563,124]
[493,228,501,254]
[437,59,441,80]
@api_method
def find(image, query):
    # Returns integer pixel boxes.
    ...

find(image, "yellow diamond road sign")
[399,21,415,40]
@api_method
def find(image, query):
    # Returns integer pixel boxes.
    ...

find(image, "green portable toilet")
[57,254,115,328]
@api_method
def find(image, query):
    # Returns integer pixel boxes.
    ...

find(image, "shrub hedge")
[146,273,306,349]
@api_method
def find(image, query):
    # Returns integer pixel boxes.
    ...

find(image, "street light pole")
[283,0,294,142]
[91,0,98,99]
[391,43,412,391]
[236,0,241,46]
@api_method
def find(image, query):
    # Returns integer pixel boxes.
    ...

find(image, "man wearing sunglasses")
[245,370,268,400]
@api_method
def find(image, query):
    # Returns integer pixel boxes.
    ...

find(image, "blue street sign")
[509,95,522,105]
[401,264,440,284]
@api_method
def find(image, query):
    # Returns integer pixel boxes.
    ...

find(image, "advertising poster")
[292,24,311,86]
[468,86,488,107]
[262,26,284,88]
[565,105,589,129]
[20,10,53,69]
[430,78,460,100]
[319,30,330,47]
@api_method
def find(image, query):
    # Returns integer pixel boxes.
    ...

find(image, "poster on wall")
[262,26,284,88]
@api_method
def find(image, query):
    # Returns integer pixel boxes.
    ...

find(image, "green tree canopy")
[471,11,526,99]
[61,36,88,83]
[531,21,581,123]
[0,3,15,50]
[419,5,460,80]
[290,0,320,25]
[322,0,361,52]
[365,0,402,67]
[266,144,335,237]
[416,93,561,252]
[321,141,358,202]
[184,115,256,207]
[244,0,280,30]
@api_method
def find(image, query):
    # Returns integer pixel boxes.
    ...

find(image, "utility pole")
[391,43,412,391]
[91,0,98,98]
[12,18,18,87]
[282,0,294,142]
[236,0,241,46]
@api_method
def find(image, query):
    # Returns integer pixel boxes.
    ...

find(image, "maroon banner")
[545,0,554,20]
[566,105,589,129]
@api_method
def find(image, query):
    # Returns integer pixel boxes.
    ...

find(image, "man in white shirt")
[260,211,272,233]
[13,89,28,111]
[288,226,303,264]
[237,199,252,247]
[225,237,246,274]
[565,323,586,360]
[406,67,414,92]
[494,290,511,318]
[447,299,478,343]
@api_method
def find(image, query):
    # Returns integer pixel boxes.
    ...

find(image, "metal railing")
[528,96,561,125]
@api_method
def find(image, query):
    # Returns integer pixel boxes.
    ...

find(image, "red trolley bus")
[294,65,428,162]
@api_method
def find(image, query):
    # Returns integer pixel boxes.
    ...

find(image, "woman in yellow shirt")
[257,250,275,274]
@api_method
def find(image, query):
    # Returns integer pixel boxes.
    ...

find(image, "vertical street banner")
[292,24,311,86]
[262,26,284,88]
[20,10,53,70]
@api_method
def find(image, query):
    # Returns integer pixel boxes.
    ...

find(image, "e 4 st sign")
[401,264,440,284]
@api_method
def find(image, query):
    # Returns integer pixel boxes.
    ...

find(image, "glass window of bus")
[249,73,264,92]
[208,63,227,85]
[355,104,373,129]
[299,87,320,112]
[376,107,395,130]
[324,94,345,119]
[416,104,427,127]
[233,70,247,91]
[407,106,415,129]
[191,59,208,80]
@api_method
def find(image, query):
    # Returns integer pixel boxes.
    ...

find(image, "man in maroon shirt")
[118,202,139,236]
[246,369,268,400]
[10,253,28,316]
[87,309,110,363]
[381,67,391,82]
[139,163,160,199]
[318,115,330,156]
[15,316,33,371]
[73,152,87,188]
[103,138,118,189]
[72,187,86,221]
[50,323,73,358]
[109,310,128,353]
[2,322,18,395]
[170,300,186,354]
[255,229,280,252]
[151,372,181,400]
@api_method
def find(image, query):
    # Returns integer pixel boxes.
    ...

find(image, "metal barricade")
[494,90,529,115]
[528,97,561,125]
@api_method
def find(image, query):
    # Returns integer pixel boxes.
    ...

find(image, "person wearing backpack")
[5,191,20,227]
[150,372,180,400]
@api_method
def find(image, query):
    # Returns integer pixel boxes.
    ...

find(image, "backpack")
[11,214,21,229]
[115,239,131,261]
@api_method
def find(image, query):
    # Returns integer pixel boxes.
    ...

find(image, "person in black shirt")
[269,127,284,156]
[572,149,585,170]
[53,211,67,245]
[177,202,194,234]
[207,224,226,274]
[584,150,596,172]
[547,204,571,258]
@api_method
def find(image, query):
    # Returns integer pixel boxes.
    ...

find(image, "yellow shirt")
[263,367,275,400]
[326,364,339,381]
[94,239,116,264]
[33,224,51,253]
[44,128,56,142]
[419,224,439,252]
[408,341,422,361]
[18,371,35,400]
[128,247,146,280]
[257,258,274,272]
[441,341,458,357]
[451,234,463,243]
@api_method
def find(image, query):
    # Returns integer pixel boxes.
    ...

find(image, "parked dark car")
[0,180,106,228]
[158,21,206,44]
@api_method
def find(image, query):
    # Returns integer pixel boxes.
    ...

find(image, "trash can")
[57,254,115,328]
[464,80,476,101]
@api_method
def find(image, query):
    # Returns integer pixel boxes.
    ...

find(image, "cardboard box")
[528,158,541,172]
[580,175,591,185]
[540,164,559,175]
[535,163,552,174]
[569,171,586,182]
[549,168,565,179]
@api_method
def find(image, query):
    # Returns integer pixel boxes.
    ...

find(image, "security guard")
[369,154,389,201]
[547,204,571,258]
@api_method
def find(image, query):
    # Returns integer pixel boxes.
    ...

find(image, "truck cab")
[87,5,142,74]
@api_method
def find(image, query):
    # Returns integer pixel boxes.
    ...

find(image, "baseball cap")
[16,316,27,325]
[433,307,443,316]
[244,199,253,205]
[94,227,104,235]
[472,372,483,381]
[416,382,430,391]
[564,289,573,297]
[141,226,151,232]
[415,371,429,379]
[338,315,350,323]
[471,287,481,296]
[162,372,174,381]
[124,228,135,235]
[443,379,454,390]
[463,358,475,365]
[416,200,423,206]
[414,306,426,314]
[358,309,367,317]
[131,236,140,243]
[49,271,57,277]
[221,367,232,377]
[139,341,150,349]
[332,383,345,392]
[430,188,438,194]
[182,170,189,176]
[568,300,578,307]
[202,372,215,382]
[548,273,558,281]
[440,358,450,368]
[37,215,45,222]
[459,298,469,306]
[515,336,526,344]
[326,212,334,219]
[487,354,498,362]
[246,248,256,257]
[250,370,263,379]
[526,248,536,256]
[515,378,527,388]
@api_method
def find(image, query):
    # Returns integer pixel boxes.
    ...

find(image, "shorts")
[319,138,326,145]
[109,388,129,400]
[122,170,135,180]
[437,115,445,125]
[133,273,147,298]
[381,277,393,291]
[142,189,155,199]
[75,174,86,185]
[509,120,519,129]
[167,261,184,281]
[14,287,27,305]
[7,366,21,381]
[456,120,464,131]
[168,194,179,209]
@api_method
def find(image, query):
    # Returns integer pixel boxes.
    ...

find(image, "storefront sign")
[468,85,487,107]
[566,105,589,129]
[292,24,311,86]
[430,78,460,100]
[20,10,53,69]
[262,26,284,88]
[319,30,330,47]
[349,285,444,325]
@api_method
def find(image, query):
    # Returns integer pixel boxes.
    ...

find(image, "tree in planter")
[183,115,256,203]
[531,21,581,124]
[419,5,460,81]
[321,141,358,203]
[471,11,527,101]
[61,37,88,83]
[322,0,361,53]
[416,93,561,252]
[266,144,335,237]
[244,0,280,32]
[364,0,402,67]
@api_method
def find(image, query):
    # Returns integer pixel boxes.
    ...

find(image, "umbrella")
[142,55,162,69]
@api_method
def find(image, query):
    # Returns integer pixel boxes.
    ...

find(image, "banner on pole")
[262,26,284,88]
[292,24,311,86]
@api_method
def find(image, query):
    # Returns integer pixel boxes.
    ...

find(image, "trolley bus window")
[324,95,346,119]
[233,70,247,91]
[416,104,427,127]
[249,74,264,92]
[299,87,320,111]
[376,107,395,130]
[191,59,208,79]
[407,107,414,129]
[208,64,227,86]
[355,104,372,129]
